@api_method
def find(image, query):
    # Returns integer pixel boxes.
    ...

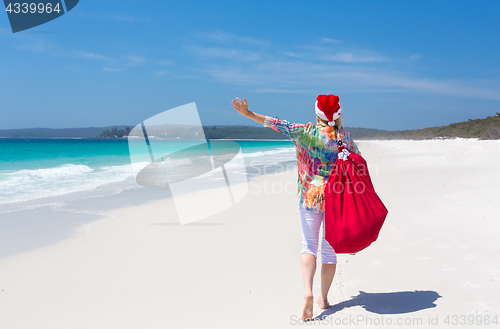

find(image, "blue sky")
[1,0,499,130]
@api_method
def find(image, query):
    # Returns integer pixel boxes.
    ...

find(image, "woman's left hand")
[231,97,250,117]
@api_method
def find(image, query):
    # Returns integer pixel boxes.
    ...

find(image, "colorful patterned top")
[263,116,362,213]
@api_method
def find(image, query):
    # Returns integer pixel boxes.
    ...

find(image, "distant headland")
[0,112,499,140]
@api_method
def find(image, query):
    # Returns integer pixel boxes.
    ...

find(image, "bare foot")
[302,294,314,320]
[317,296,330,309]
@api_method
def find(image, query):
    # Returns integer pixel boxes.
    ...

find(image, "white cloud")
[196,30,269,46]
[320,38,342,43]
[78,12,151,23]
[183,31,500,101]
[196,55,500,101]
[283,52,301,58]
[13,36,117,63]
[109,15,151,23]
[187,45,261,62]
[155,70,169,76]
[75,51,111,61]
[8,30,152,74]
[250,88,313,93]
[322,52,387,63]
[102,67,125,72]
[14,37,52,53]
[124,55,146,66]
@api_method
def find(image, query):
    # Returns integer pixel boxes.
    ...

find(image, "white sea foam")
[0,164,135,205]
[0,146,296,205]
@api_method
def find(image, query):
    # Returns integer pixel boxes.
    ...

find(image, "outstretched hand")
[231,97,250,117]
[231,97,266,124]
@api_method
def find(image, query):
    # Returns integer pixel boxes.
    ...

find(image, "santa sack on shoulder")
[324,143,388,254]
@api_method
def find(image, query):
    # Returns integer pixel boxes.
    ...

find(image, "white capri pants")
[299,208,337,264]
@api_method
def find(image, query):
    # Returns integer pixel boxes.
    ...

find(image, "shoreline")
[1,139,499,328]
[0,158,297,259]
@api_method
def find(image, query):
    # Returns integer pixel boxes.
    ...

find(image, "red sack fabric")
[324,145,388,254]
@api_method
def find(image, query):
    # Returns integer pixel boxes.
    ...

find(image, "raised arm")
[231,97,265,124]
[231,96,311,141]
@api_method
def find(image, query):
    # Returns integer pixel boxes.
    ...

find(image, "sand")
[1,139,499,328]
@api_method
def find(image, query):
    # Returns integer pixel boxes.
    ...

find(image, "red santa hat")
[315,94,341,126]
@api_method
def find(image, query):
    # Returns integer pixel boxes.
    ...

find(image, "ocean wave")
[0,164,134,204]
[0,145,296,205]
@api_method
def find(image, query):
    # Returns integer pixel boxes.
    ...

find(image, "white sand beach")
[1,139,499,328]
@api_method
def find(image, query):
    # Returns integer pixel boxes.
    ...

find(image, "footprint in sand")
[464,255,478,261]
[380,306,391,313]
[473,302,491,313]
[465,282,480,288]
[459,244,478,250]
[445,234,456,241]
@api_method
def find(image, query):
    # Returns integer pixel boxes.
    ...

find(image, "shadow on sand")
[314,290,441,321]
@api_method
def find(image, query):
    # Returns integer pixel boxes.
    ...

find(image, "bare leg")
[300,253,316,320]
[317,264,336,309]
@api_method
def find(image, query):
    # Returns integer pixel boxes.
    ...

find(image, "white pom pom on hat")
[315,94,342,126]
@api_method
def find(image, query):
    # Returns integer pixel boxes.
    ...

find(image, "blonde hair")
[316,115,343,129]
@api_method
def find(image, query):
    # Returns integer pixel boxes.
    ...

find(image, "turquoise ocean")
[0,138,296,207]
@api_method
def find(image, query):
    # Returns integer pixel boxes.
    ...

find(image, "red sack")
[324,144,388,254]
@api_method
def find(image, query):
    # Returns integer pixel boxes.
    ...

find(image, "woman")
[231,94,361,320]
